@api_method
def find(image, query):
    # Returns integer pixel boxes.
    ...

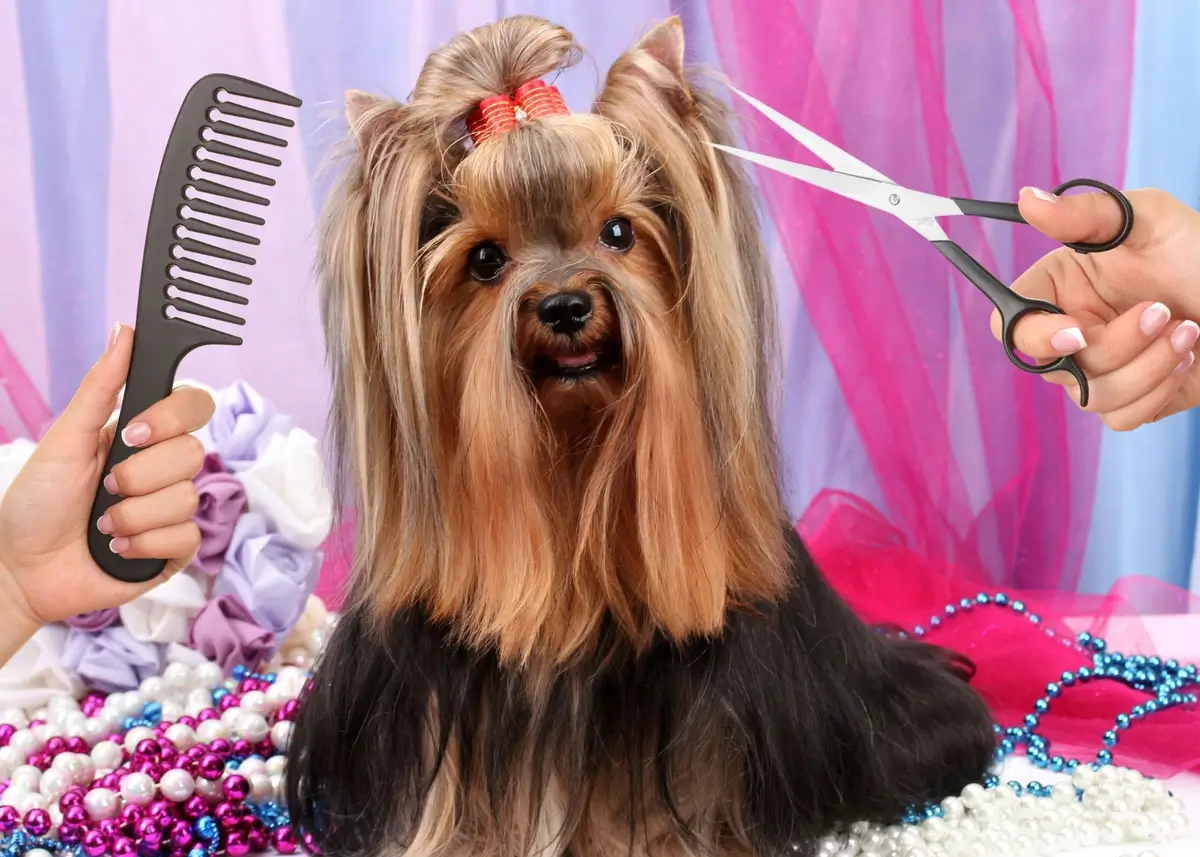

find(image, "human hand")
[994,187,1200,430]
[0,324,215,643]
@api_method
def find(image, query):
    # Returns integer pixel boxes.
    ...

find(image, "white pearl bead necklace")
[814,762,1189,857]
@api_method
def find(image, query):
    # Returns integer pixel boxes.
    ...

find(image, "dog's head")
[321,16,788,664]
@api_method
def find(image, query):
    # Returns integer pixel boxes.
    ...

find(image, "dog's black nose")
[537,291,593,335]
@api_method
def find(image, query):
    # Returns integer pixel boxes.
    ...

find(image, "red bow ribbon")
[467,79,569,146]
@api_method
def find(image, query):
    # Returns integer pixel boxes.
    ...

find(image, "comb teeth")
[158,75,302,342]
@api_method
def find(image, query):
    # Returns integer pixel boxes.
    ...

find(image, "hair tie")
[467,80,568,146]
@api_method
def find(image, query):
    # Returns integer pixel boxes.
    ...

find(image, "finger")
[1101,355,1195,432]
[45,323,133,440]
[106,434,206,497]
[993,308,1088,362]
[1069,321,1197,413]
[107,521,201,563]
[118,385,216,449]
[1070,302,1180,377]
[1017,186,1128,247]
[97,481,200,538]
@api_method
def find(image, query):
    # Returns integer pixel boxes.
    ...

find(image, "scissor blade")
[727,86,893,183]
[711,143,900,213]
[714,143,967,238]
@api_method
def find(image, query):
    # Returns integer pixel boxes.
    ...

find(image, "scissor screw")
[889,194,900,206]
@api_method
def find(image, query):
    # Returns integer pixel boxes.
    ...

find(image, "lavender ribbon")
[213,512,322,638]
[187,594,276,674]
[196,381,293,472]
[61,626,165,693]
[63,609,120,632]
[193,452,247,575]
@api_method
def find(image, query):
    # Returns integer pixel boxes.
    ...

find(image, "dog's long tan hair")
[319,16,788,666]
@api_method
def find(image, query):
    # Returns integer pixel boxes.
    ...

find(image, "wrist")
[0,559,40,661]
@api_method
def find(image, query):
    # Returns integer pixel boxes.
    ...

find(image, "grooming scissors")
[713,88,1136,408]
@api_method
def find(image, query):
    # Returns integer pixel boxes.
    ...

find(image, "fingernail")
[1171,321,1200,354]
[1176,352,1195,375]
[121,422,151,447]
[107,323,123,352]
[1022,186,1058,204]
[96,514,114,534]
[1050,327,1087,354]
[1140,303,1172,336]
[103,473,119,495]
[109,537,129,554]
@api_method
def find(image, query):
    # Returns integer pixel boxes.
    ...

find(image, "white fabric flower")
[0,438,36,498]
[236,428,333,550]
[0,625,84,709]
[280,595,331,652]
[118,569,207,644]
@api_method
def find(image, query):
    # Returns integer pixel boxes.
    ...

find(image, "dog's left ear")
[597,16,693,112]
[632,16,686,82]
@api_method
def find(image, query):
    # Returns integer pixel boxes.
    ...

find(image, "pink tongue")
[554,351,597,368]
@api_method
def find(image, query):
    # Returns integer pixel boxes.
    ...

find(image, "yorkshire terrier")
[288,15,995,857]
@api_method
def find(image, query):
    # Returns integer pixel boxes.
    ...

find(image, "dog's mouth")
[532,342,621,380]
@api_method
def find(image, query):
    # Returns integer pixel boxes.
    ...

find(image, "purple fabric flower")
[213,513,321,637]
[63,609,120,632]
[187,594,276,674]
[61,626,165,693]
[196,381,293,472]
[193,452,247,575]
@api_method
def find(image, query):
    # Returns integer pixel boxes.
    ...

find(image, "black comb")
[88,74,302,583]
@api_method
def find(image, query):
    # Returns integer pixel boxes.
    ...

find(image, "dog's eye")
[466,242,508,282]
[598,217,634,252]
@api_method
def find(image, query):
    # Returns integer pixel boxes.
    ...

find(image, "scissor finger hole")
[1050,178,1134,254]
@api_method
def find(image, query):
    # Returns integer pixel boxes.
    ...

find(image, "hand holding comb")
[87,74,302,583]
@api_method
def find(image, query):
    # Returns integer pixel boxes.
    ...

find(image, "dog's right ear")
[345,89,401,149]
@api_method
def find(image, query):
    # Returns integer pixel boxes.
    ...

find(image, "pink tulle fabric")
[706,0,1200,776]
[803,493,1200,777]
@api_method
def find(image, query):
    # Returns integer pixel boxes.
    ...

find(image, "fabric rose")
[279,595,331,653]
[63,609,120,632]
[196,381,292,471]
[214,513,321,637]
[0,625,85,709]
[61,626,165,693]
[187,594,276,674]
[118,569,207,644]
[0,437,35,498]
[236,428,333,550]
[193,452,247,575]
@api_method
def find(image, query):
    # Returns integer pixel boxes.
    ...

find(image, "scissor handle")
[1051,178,1134,254]
[952,178,1134,255]
[932,240,1090,407]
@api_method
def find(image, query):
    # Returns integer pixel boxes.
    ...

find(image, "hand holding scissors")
[712,88,1138,409]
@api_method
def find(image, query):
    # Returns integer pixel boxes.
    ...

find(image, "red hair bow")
[467,80,569,146]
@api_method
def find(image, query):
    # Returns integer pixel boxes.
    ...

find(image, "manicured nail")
[109,537,129,555]
[1175,352,1195,375]
[103,473,119,495]
[1171,320,1200,354]
[1139,303,1171,337]
[96,514,114,535]
[107,323,123,352]
[1022,186,1058,204]
[1050,327,1086,354]
[121,422,151,447]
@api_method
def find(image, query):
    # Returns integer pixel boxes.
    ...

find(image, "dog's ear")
[596,16,692,112]
[631,16,686,83]
[345,89,402,149]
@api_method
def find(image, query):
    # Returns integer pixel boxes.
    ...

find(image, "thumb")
[51,323,133,438]
[1017,186,1130,247]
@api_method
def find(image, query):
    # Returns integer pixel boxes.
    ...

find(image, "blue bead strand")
[898,591,1199,825]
